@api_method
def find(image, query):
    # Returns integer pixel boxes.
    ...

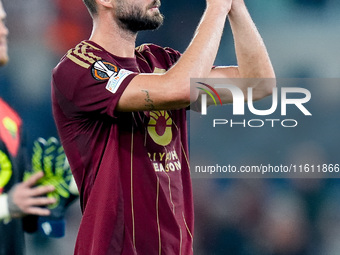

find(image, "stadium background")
[1,0,340,254]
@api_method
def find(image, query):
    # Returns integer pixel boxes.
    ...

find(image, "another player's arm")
[203,0,276,105]
[0,172,56,221]
[116,0,232,112]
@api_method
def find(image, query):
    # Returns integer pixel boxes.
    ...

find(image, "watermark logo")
[189,79,339,179]
[195,80,312,128]
[196,82,222,115]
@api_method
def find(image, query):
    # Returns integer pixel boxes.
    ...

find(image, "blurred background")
[1,0,340,254]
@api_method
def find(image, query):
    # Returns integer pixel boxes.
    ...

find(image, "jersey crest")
[147,111,173,146]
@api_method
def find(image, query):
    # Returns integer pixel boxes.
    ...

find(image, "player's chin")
[0,46,9,66]
[148,13,164,26]
[0,55,8,66]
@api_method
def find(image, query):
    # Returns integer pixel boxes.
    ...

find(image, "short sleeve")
[52,57,138,119]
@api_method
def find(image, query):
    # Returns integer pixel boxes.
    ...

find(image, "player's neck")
[90,19,137,58]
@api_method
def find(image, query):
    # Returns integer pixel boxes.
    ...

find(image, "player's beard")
[116,0,164,33]
[0,51,8,66]
[0,39,8,66]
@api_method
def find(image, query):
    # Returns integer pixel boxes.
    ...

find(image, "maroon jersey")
[52,41,193,255]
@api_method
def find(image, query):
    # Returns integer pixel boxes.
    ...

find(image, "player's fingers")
[25,206,51,216]
[26,196,57,207]
[23,171,44,187]
[29,185,55,197]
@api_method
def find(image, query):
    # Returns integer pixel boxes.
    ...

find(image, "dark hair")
[83,0,97,17]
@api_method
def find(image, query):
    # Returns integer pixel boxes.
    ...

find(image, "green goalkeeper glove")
[24,137,77,237]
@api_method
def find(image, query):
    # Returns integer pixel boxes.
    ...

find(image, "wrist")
[229,1,248,17]
[7,185,24,218]
[206,2,231,17]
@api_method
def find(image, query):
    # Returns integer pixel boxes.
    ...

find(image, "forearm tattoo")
[142,89,155,110]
